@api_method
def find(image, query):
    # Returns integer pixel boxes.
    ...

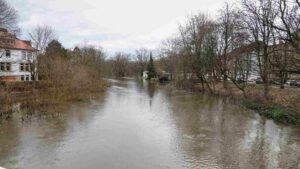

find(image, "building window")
[20,63,24,71]
[5,50,10,57]
[26,75,29,81]
[0,62,11,71]
[0,39,14,45]
[21,75,25,81]
[20,63,33,72]
[22,51,26,60]
[0,62,5,71]
[25,63,29,71]
[6,63,11,71]
[27,52,32,60]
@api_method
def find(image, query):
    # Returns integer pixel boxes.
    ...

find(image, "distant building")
[226,43,260,81]
[268,42,300,80]
[157,71,171,82]
[142,71,149,79]
[228,42,300,81]
[0,28,38,82]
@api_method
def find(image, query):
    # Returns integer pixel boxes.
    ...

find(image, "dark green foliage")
[73,46,81,57]
[45,40,68,57]
[147,53,156,80]
[243,101,300,125]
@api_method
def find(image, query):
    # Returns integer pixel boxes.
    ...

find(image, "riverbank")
[0,80,106,120]
[167,80,300,126]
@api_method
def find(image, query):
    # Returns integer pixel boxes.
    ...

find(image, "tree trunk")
[263,81,269,99]
[223,72,228,89]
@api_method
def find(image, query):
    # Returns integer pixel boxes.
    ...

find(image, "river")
[0,79,300,169]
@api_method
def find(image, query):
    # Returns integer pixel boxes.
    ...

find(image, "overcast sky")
[10,0,234,54]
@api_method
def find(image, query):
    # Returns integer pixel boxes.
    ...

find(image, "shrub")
[243,101,300,125]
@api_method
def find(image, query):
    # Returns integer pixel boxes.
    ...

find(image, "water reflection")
[167,92,300,169]
[0,79,300,169]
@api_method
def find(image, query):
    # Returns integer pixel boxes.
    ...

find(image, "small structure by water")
[158,71,171,83]
[142,71,149,79]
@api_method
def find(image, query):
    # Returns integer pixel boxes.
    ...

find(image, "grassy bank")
[169,80,300,126]
[242,101,300,125]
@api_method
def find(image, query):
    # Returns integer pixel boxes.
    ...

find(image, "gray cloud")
[10,0,231,54]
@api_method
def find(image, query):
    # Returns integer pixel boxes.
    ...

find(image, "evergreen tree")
[147,52,156,80]
[45,40,67,57]
[73,46,81,55]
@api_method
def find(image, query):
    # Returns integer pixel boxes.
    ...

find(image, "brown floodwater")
[0,79,300,169]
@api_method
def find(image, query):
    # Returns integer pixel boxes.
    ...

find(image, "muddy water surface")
[0,79,300,169]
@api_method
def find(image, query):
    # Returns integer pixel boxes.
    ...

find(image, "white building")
[0,28,38,82]
[142,71,149,79]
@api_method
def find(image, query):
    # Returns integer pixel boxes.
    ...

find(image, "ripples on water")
[0,79,300,169]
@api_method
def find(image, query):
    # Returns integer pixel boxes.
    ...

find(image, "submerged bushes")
[174,80,200,91]
[38,40,106,92]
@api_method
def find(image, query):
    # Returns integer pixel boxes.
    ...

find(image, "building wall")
[228,51,260,81]
[0,49,37,81]
[249,52,260,80]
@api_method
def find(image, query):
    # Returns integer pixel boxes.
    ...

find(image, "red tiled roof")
[0,38,37,51]
[0,28,37,51]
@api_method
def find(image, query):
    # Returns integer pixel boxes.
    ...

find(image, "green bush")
[243,101,300,125]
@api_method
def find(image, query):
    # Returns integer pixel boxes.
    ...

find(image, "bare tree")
[217,3,243,89]
[270,0,300,75]
[135,48,150,76]
[74,46,105,77]
[159,38,181,80]
[269,42,289,89]
[242,0,278,99]
[179,13,218,93]
[28,25,56,53]
[226,43,257,97]
[272,0,300,51]
[112,52,130,77]
[0,0,18,32]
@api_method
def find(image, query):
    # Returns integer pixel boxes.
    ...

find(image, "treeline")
[17,25,106,93]
[0,0,106,94]
[1,0,300,101]
[104,49,156,79]
[37,40,105,92]
[157,0,300,100]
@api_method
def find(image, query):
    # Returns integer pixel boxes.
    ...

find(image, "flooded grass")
[0,80,107,121]
[168,80,300,126]
[242,101,300,125]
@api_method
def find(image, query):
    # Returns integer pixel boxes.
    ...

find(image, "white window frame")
[0,62,11,71]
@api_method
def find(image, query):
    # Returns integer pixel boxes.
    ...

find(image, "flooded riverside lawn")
[0,79,300,169]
